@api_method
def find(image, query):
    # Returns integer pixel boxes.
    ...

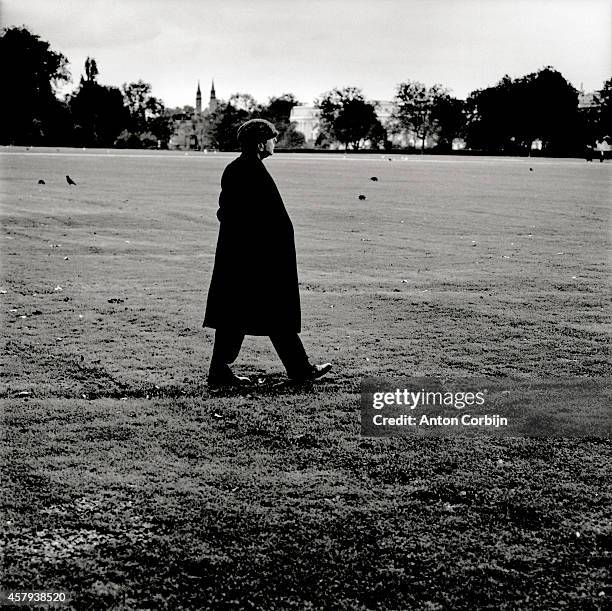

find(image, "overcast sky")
[3,0,611,108]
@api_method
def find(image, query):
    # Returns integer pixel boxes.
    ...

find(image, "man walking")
[203,119,331,387]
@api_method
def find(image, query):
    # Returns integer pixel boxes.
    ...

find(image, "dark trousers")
[210,329,310,379]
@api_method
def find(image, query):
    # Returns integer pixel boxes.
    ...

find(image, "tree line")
[315,74,611,155]
[2,26,610,155]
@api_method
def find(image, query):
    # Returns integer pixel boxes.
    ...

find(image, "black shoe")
[290,363,332,383]
[207,372,252,388]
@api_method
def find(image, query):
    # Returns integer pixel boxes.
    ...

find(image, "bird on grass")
[37,179,45,185]
[358,194,367,200]
[66,175,77,185]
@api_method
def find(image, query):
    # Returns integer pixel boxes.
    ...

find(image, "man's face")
[259,136,277,159]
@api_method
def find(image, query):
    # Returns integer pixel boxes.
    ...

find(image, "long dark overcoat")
[203,152,301,335]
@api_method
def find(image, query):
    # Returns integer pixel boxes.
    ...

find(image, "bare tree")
[393,81,449,151]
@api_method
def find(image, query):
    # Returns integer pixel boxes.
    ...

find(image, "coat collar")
[239,151,264,163]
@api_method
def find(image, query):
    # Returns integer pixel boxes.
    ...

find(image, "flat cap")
[237,119,279,144]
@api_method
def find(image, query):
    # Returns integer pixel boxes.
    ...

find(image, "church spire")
[195,80,202,115]
[208,79,218,113]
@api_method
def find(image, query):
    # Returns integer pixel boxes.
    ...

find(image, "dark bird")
[66,175,77,185]
[358,194,367,200]
[370,176,378,181]
[529,168,533,172]
[37,179,45,185]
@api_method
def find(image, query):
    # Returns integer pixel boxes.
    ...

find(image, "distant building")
[289,100,435,149]
[578,87,599,109]
[290,105,319,145]
[578,87,609,151]
[169,81,218,150]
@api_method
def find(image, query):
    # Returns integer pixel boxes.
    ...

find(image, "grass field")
[1,148,610,609]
